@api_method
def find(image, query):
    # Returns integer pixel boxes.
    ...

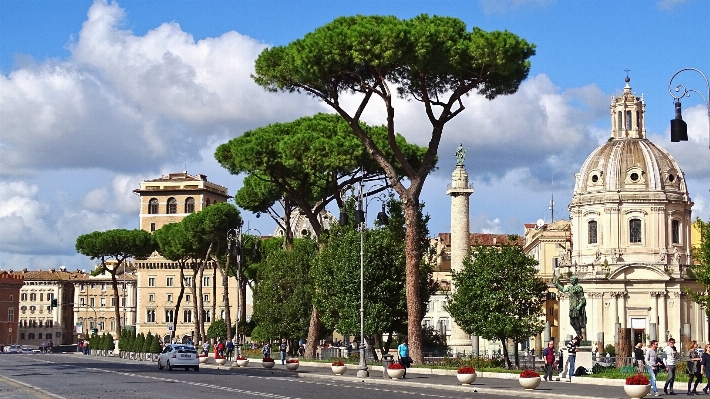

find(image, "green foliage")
[252,238,318,340]
[604,344,616,357]
[446,237,547,368]
[688,218,710,316]
[150,335,162,354]
[133,333,146,353]
[313,198,434,338]
[207,319,228,340]
[421,326,448,354]
[119,327,135,352]
[143,332,153,353]
[237,319,256,337]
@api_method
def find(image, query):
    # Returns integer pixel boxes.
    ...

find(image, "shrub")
[457,366,476,374]
[520,369,540,378]
[625,374,650,385]
[332,360,345,366]
[604,344,616,357]
[388,363,404,369]
[143,332,153,353]
[150,335,161,354]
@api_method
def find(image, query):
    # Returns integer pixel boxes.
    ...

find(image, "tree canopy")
[687,217,710,321]
[446,236,547,369]
[75,229,155,336]
[252,14,535,361]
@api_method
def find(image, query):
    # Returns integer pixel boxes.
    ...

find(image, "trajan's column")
[446,144,475,354]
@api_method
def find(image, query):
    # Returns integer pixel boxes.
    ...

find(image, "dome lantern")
[610,76,646,140]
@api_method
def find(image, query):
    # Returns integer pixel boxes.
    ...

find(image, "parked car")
[4,345,21,353]
[21,346,41,353]
[157,344,199,371]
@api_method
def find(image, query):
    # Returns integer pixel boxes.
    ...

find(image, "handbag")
[687,360,696,374]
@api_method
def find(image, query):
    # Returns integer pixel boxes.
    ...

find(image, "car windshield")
[173,345,196,352]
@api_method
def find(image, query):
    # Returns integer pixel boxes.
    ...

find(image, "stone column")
[649,292,659,342]
[559,292,570,338]
[610,293,619,335]
[617,292,627,329]
[446,164,474,352]
[658,292,667,344]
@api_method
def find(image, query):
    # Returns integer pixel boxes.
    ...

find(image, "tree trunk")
[616,327,631,369]
[190,264,201,343]
[172,265,186,342]
[384,329,394,354]
[502,337,512,369]
[197,264,206,342]
[212,262,217,323]
[222,255,232,341]
[403,199,423,363]
[369,334,379,361]
[513,341,520,369]
[109,267,122,337]
[305,306,320,358]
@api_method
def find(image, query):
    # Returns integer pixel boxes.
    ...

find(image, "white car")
[5,345,21,353]
[157,344,199,371]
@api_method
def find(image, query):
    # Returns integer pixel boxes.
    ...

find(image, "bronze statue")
[455,143,466,165]
[554,275,587,340]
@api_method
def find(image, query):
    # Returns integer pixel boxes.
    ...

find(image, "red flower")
[237,355,247,360]
[388,363,404,369]
[625,374,650,385]
[286,359,299,364]
[519,369,540,378]
[263,357,274,362]
[331,361,345,366]
[457,366,476,374]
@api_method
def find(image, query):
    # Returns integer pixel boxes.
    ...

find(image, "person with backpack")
[397,339,412,378]
[543,340,556,381]
[261,342,271,359]
[226,340,234,360]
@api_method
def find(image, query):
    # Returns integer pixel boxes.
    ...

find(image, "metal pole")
[357,176,369,378]
[668,67,710,150]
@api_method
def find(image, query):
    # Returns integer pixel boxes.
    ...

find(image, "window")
[21,293,27,301]
[166,277,174,287]
[30,293,36,301]
[98,322,104,331]
[110,320,115,331]
[148,294,155,302]
[28,333,35,340]
[220,310,225,320]
[203,294,209,303]
[47,320,53,328]
[121,297,126,307]
[40,293,43,302]
[9,295,13,302]
[110,297,115,307]
[588,221,598,244]
[91,283,95,290]
[167,294,173,303]
[626,110,632,130]
[39,320,43,328]
[150,223,156,232]
[101,283,106,292]
[89,298,95,308]
[80,284,85,292]
[185,197,195,214]
[148,198,159,214]
[45,333,51,339]
[146,310,156,323]
[30,305,36,312]
[165,310,174,323]
[100,298,106,307]
[167,197,177,214]
[47,293,53,302]
[20,333,25,340]
[439,319,449,334]
[630,219,642,243]
[183,309,192,323]
[148,277,156,287]
[184,276,193,286]
[672,220,680,244]
[185,294,191,302]
[203,276,210,287]
[8,308,14,322]
[203,310,211,322]
[80,297,85,306]
[617,111,622,130]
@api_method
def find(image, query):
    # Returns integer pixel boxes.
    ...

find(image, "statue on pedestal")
[455,143,466,165]
[554,275,587,340]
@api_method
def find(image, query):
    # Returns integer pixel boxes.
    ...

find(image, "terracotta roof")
[437,233,524,247]
[8,269,89,282]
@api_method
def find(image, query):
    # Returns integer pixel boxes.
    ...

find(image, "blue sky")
[0,0,709,270]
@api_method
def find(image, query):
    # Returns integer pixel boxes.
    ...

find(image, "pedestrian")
[84,340,90,355]
[202,341,209,356]
[279,338,288,364]
[262,342,271,358]
[646,339,661,396]
[217,340,225,357]
[543,340,556,381]
[397,339,411,378]
[663,338,678,395]
[702,344,710,394]
[634,342,645,373]
[566,336,579,382]
[187,337,193,347]
[49,340,53,354]
[226,340,234,360]
[687,340,702,395]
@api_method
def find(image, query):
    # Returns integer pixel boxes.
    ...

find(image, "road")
[0,353,628,399]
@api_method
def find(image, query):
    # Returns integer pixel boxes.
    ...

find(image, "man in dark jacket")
[543,340,556,381]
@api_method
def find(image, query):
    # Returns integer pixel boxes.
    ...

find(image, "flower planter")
[519,376,541,390]
[236,359,249,367]
[262,361,275,369]
[623,384,651,399]
[331,365,348,375]
[198,356,209,364]
[387,368,405,379]
[215,358,227,366]
[456,373,477,385]
[285,362,299,371]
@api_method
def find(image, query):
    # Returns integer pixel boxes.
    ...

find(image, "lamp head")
[670,101,688,142]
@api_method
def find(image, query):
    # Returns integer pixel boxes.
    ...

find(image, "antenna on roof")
[549,173,555,223]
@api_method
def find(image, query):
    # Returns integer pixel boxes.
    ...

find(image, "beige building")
[560,77,702,348]
[133,172,238,344]
[14,267,85,346]
[72,263,137,340]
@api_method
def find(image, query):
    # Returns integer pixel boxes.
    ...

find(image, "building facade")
[0,272,23,347]
[559,77,701,348]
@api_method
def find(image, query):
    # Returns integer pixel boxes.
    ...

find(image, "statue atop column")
[554,275,587,339]
[455,143,466,165]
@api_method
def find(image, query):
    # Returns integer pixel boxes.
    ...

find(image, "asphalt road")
[0,353,564,399]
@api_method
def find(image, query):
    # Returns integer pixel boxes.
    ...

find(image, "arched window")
[21,293,27,301]
[629,219,642,243]
[148,198,159,214]
[672,220,680,244]
[206,198,211,207]
[183,309,192,323]
[30,293,36,301]
[617,111,622,130]
[185,197,195,214]
[588,221,598,244]
[167,198,177,214]
[626,110,632,130]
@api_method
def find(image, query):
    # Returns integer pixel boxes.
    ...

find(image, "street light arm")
[668,68,710,150]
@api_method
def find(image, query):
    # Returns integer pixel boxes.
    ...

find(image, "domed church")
[558,77,702,348]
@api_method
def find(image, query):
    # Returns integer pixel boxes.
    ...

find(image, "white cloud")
[83,188,109,211]
[477,0,555,15]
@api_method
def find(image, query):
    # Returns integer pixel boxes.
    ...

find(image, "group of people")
[636,338,710,396]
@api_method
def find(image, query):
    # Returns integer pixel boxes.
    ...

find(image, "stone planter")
[215,358,227,366]
[456,373,477,385]
[236,359,249,367]
[262,361,275,369]
[285,362,299,371]
[623,384,651,399]
[387,368,405,379]
[518,376,541,390]
[198,356,209,364]
[331,365,348,375]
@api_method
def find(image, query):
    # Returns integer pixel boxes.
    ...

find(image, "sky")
[0,0,709,271]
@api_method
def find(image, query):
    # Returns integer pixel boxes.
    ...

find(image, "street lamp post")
[668,68,710,149]
[227,225,261,357]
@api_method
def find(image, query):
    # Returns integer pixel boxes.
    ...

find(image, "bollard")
[382,354,394,379]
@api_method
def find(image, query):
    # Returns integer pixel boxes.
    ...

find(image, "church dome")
[572,78,690,203]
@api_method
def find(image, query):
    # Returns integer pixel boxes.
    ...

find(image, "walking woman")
[700,344,710,394]
[687,340,702,395]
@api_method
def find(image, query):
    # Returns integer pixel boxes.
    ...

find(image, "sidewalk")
[203,357,635,399]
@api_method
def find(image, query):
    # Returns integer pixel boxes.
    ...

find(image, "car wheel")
[194,366,199,372]
[167,360,173,371]
[158,359,163,370]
